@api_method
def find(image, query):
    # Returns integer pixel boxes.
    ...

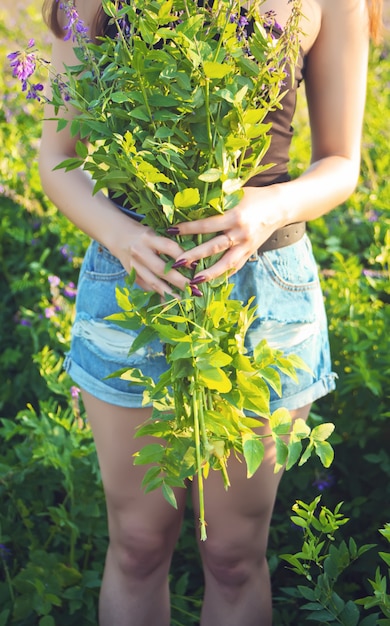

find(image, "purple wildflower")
[63,281,77,298]
[7,40,47,101]
[263,10,283,32]
[7,39,37,89]
[367,209,379,222]
[70,385,81,399]
[45,306,56,319]
[117,2,132,38]
[53,76,71,102]
[26,82,44,101]
[59,1,89,42]
[48,275,61,288]
[0,544,12,562]
[19,318,32,327]
[229,11,249,41]
[312,472,335,492]
[60,243,74,261]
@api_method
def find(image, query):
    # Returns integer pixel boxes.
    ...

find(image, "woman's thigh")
[82,391,187,552]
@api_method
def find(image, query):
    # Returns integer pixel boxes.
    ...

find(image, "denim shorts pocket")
[260,236,319,292]
[83,241,128,281]
[230,236,323,326]
[75,241,129,320]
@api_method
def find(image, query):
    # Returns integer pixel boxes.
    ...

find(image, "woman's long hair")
[42,0,384,43]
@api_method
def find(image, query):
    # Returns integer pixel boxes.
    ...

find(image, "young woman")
[39,1,382,624]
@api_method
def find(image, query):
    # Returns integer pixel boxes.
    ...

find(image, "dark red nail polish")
[191,286,203,297]
[189,275,206,285]
[166,226,180,235]
[172,258,187,269]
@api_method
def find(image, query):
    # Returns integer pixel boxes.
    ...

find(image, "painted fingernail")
[166,226,180,235]
[191,285,203,297]
[189,275,206,285]
[190,261,199,269]
[172,258,187,269]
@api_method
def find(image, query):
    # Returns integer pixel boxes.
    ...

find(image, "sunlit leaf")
[198,367,232,393]
[314,440,334,468]
[174,187,201,208]
[311,423,335,442]
[242,434,264,478]
[203,61,233,79]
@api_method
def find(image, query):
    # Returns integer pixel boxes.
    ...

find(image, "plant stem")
[1,557,14,603]
[193,385,207,540]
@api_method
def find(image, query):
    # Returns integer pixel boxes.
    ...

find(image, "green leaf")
[141,466,162,488]
[174,187,200,208]
[242,110,267,125]
[133,443,165,465]
[286,440,303,470]
[305,609,338,621]
[128,326,158,355]
[197,349,232,369]
[53,157,83,172]
[129,105,150,121]
[242,435,264,478]
[311,422,335,441]
[169,341,195,361]
[269,407,292,436]
[0,611,10,626]
[314,440,334,468]
[56,117,68,132]
[379,551,390,566]
[198,367,232,393]
[152,323,189,343]
[110,92,129,103]
[149,94,180,107]
[298,441,314,466]
[339,600,360,626]
[39,617,56,626]
[162,482,178,509]
[198,168,222,182]
[291,515,307,528]
[274,436,288,472]
[292,417,311,438]
[203,61,233,79]
[297,585,316,601]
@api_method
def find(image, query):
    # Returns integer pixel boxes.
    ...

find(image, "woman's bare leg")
[195,404,312,626]
[82,391,187,626]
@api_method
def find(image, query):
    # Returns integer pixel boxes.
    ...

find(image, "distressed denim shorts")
[64,235,337,411]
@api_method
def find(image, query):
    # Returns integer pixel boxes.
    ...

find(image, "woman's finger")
[172,211,234,236]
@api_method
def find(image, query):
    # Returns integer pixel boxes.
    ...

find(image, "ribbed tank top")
[248,38,305,187]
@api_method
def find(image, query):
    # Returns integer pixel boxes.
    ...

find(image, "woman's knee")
[201,536,268,590]
[108,516,177,580]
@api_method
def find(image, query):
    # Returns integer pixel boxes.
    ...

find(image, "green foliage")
[278,497,389,625]
[0,357,105,624]
[49,0,302,229]
[111,272,333,538]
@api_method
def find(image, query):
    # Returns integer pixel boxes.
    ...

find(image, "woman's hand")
[111,220,190,298]
[168,186,285,284]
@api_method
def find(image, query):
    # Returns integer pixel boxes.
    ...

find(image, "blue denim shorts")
[64,235,336,411]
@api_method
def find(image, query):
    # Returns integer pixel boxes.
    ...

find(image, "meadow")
[0,2,389,624]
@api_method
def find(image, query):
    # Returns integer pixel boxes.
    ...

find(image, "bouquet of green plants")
[10,0,335,539]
